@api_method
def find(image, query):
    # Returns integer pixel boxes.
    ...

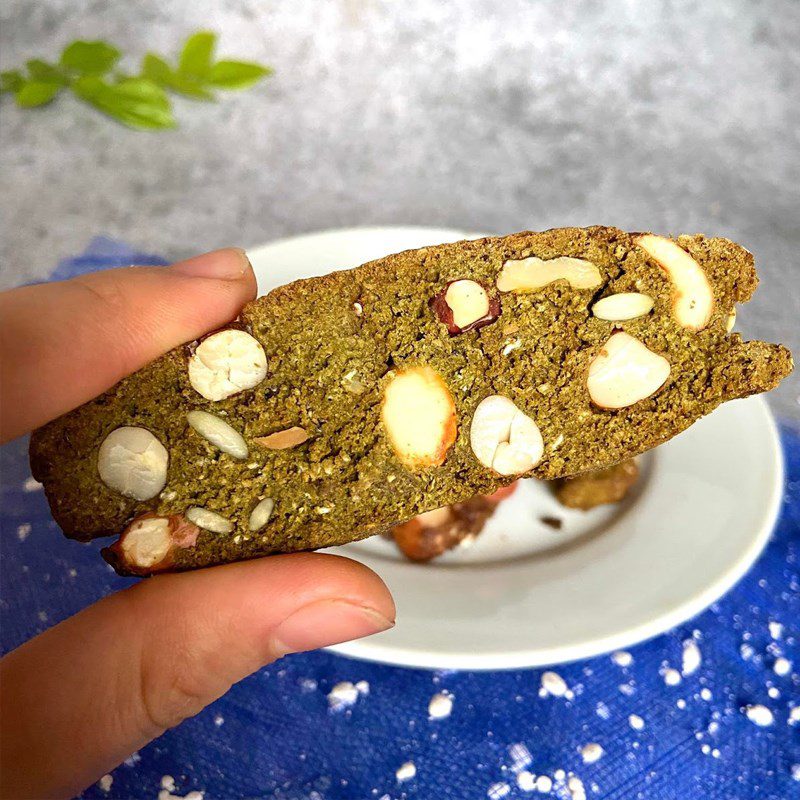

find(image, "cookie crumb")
[328,681,360,710]
[516,771,536,791]
[23,477,42,492]
[580,742,603,763]
[17,523,31,541]
[682,640,702,675]
[774,657,792,676]
[98,774,113,793]
[612,650,633,667]
[428,692,453,719]
[396,761,416,782]
[745,704,774,727]
[628,714,645,731]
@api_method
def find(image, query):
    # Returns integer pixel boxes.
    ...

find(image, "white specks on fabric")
[768,620,783,640]
[567,774,586,800]
[213,714,224,726]
[740,643,756,661]
[355,680,370,696]
[16,523,31,541]
[487,781,510,798]
[516,770,536,791]
[98,774,113,793]
[580,742,604,763]
[596,701,611,719]
[676,698,687,709]
[535,774,553,792]
[773,657,792,676]
[507,742,532,772]
[682,640,702,675]
[124,752,141,767]
[744,704,774,727]
[700,688,712,701]
[22,476,42,492]
[161,776,176,792]
[662,668,681,686]
[540,671,572,699]
[327,681,361,710]
[629,714,645,731]
[396,761,416,782]
[788,706,800,725]
[790,763,800,781]
[612,651,633,667]
[428,692,453,719]
[768,686,781,699]
[619,682,636,697]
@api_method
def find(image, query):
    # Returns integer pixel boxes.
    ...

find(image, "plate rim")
[247,226,784,671]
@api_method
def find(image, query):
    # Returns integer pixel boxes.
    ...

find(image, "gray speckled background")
[1,0,798,417]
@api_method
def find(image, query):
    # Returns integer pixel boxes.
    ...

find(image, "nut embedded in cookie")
[430,279,500,335]
[470,395,544,476]
[591,292,654,321]
[97,426,168,501]
[497,256,602,293]
[106,513,200,574]
[587,331,670,409]
[381,366,457,469]
[188,329,268,401]
[635,234,714,330]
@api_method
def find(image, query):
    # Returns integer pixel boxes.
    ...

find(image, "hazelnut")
[591,292,654,321]
[587,331,670,409]
[497,256,602,293]
[109,513,200,573]
[470,395,544,476]
[97,426,168,501]
[381,366,457,469]
[188,329,267,401]
[430,279,500,334]
[254,426,310,450]
[186,410,248,459]
[635,235,714,330]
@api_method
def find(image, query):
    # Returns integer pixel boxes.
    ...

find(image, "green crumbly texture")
[29,226,793,574]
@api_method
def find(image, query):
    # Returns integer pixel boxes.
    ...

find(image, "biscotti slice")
[29,226,792,575]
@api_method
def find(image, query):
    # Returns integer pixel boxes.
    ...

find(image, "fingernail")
[272,599,395,656]
[171,247,252,280]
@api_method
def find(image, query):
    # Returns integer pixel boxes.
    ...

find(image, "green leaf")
[26,59,68,85]
[178,31,216,80]
[1,70,25,93]
[72,76,175,129]
[141,52,214,100]
[15,81,62,108]
[207,60,272,89]
[60,40,121,75]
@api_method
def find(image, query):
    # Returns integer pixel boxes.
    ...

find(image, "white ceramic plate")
[247,227,783,670]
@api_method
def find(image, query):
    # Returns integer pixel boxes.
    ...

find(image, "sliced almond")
[497,256,602,293]
[635,235,714,330]
[188,329,267,401]
[186,410,248,459]
[470,395,544,476]
[254,426,310,450]
[248,497,274,531]
[97,426,168,501]
[185,507,234,534]
[381,366,457,469]
[591,292,654,321]
[587,332,671,409]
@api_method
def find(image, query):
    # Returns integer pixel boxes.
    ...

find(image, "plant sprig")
[0,32,272,129]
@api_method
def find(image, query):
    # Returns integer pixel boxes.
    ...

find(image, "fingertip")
[170,247,253,282]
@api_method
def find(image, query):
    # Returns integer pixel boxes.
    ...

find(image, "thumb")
[0,554,395,800]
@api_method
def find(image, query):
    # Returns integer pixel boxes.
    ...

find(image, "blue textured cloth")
[1,241,798,800]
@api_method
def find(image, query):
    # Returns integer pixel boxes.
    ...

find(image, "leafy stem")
[0,33,272,129]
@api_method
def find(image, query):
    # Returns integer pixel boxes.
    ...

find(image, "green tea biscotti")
[29,226,793,575]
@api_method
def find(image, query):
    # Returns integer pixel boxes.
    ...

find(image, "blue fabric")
[1,241,798,800]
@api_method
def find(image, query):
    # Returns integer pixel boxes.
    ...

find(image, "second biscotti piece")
[29,226,793,574]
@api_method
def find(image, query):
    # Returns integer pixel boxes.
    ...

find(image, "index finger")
[0,248,257,442]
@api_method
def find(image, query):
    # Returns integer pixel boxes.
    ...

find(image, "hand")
[0,250,396,799]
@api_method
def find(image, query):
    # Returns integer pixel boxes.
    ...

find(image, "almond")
[587,331,670,409]
[111,513,200,572]
[497,256,602,293]
[635,235,714,330]
[381,366,457,469]
[470,395,544,476]
[254,426,310,449]
[591,292,654,321]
